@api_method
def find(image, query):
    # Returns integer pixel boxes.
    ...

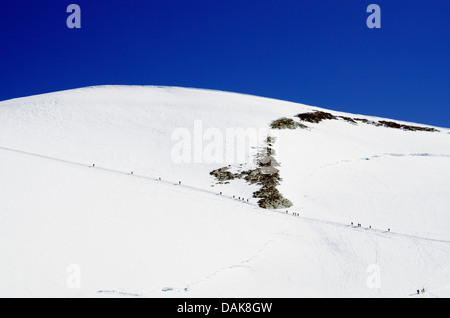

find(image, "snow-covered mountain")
[1,85,450,298]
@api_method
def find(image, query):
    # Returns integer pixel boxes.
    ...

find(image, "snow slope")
[1,86,450,298]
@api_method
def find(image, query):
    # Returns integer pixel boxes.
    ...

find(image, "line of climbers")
[91,163,301,215]
[351,222,390,233]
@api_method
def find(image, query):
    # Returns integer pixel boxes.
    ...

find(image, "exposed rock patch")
[270,117,308,130]
[210,136,292,210]
[296,111,439,132]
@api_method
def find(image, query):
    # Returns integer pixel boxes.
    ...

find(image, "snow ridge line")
[1,145,449,246]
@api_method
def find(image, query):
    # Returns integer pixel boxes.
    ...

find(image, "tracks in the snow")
[1,145,450,247]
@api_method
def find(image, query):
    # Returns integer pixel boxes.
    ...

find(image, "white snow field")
[1,85,450,298]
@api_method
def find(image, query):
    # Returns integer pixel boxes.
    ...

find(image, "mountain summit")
[1,86,449,297]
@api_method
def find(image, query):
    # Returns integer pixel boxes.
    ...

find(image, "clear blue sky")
[1,0,449,127]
